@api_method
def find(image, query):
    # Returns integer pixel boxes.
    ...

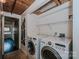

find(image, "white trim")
[19,17,21,49]
[2,11,21,19]
[73,0,79,59]
[1,13,21,53]
[2,16,4,55]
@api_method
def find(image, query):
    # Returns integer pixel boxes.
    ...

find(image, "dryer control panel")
[48,41,52,45]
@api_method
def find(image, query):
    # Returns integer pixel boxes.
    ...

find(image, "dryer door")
[41,46,62,59]
[28,40,35,55]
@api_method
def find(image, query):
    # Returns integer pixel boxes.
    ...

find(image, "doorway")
[3,16,20,54]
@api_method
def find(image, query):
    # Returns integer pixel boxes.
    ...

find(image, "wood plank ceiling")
[3,0,34,15]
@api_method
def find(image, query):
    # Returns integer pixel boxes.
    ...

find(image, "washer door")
[28,40,35,55]
[41,46,62,59]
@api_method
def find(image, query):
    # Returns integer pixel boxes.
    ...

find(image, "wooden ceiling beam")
[11,0,17,13]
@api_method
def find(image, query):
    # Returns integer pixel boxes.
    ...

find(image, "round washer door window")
[41,46,62,59]
[28,40,35,55]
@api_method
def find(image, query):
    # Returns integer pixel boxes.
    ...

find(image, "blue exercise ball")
[4,38,16,53]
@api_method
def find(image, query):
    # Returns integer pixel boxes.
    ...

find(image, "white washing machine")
[40,36,71,59]
[27,37,40,59]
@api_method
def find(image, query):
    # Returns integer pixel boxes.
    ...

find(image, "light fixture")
[0,0,6,3]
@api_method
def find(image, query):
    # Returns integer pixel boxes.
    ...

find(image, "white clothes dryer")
[40,36,71,59]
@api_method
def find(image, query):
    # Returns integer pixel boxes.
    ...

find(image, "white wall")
[24,14,38,37]
[73,0,79,59]
[36,5,72,38]
[21,14,37,38]
[21,14,38,55]
[21,1,72,38]
[21,0,51,38]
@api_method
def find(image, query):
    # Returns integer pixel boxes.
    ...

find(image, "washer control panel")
[55,43,66,51]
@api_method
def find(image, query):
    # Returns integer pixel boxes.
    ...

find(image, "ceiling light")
[0,0,6,3]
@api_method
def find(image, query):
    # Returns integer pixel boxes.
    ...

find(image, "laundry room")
[21,1,73,59]
[0,0,78,59]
